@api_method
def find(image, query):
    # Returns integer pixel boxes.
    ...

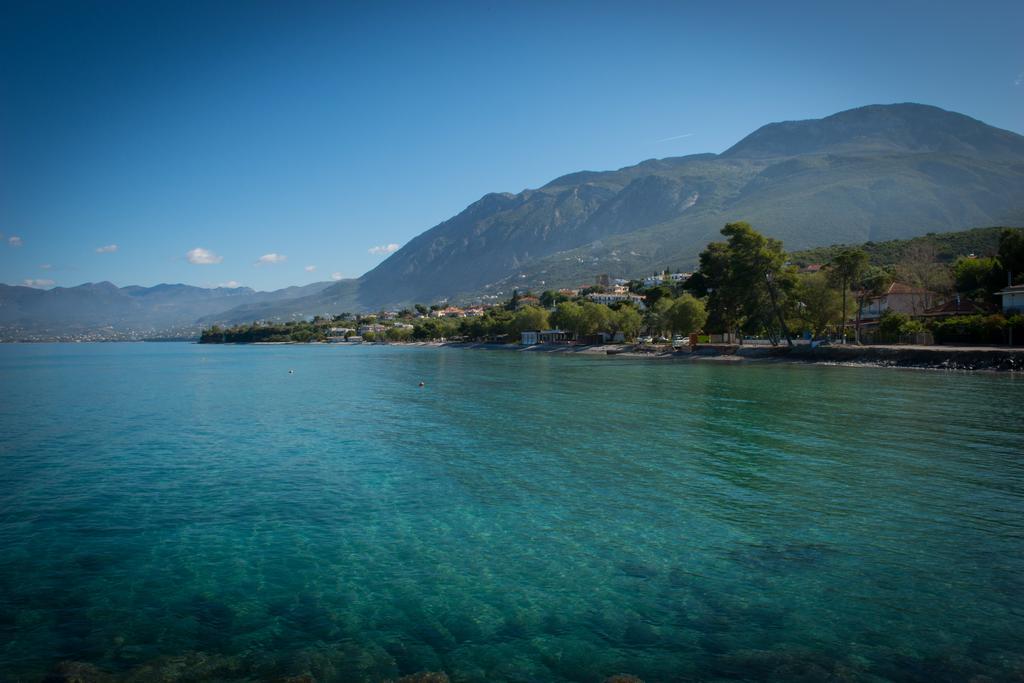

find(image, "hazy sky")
[2,0,1022,291]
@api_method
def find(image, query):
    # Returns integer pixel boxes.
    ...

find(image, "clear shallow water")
[0,344,1022,682]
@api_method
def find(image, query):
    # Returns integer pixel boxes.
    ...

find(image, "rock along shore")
[438,342,1024,372]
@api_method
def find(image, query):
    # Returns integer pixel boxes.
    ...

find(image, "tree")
[510,305,550,335]
[698,222,795,346]
[551,301,585,337]
[954,256,1004,304]
[795,272,843,338]
[540,290,568,308]
[853,266,892,344]
[687,241,742,334]
[895,242,953,304]
[580,301,613,336]
[385,327,412,342]
[414,304,428,316]
[612,305,643,341]
[642,284,673,308]
[999,229,1024,285]
[826,247,867,343]
[668,294,707,336]
[645,297,675,338]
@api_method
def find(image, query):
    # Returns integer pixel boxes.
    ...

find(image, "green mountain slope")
[200,103,1024,321]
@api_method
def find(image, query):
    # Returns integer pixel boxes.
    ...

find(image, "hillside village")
[201,224,1024,348]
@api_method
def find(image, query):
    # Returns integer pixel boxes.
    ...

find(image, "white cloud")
[187,247,222,265]
[331,272,344,281]
[40,264,52,270]
[217,280,242,288]
[256,253,287,265]
[9,236,23,247]
[23,278,54,288]
[305,265,316,272]
[95,244,118,253]
[368,243,400,255]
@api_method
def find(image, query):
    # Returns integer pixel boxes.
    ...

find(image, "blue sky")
[2,0,1022,291]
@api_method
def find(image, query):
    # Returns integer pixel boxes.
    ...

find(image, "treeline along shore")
[200,223,1024,370]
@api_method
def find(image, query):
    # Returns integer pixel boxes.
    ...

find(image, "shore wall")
[444,341,1024,371]
[784,344,1024,371]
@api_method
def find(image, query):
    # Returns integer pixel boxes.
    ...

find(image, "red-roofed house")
[920,296,988,319]
[860,282,938,319]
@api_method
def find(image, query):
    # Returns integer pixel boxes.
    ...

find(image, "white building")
[997,284,1024,314]
[859,282,938,319]
[586,292,646,309]
[357,323,388,336]
[643,275,664,287]
[669,272,692,282]
[520,330,539,345]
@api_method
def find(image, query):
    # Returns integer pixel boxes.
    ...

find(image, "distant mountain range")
[0,281,332,340]
[3,103,1023,338]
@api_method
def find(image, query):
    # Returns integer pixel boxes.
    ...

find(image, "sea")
[1,343,1022,682]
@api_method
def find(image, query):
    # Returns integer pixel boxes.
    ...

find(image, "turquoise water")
[1,344,1022,682]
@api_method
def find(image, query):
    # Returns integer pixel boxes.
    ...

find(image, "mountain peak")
[721,102,1024,160]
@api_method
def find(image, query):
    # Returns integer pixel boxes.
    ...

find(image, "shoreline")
[183,338,1024,372]
[433,341,1024,372]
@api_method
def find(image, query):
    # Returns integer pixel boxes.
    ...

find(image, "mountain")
[0,281,333,340]
[720,104,1024,160]
[5,102,1024,333]
[209,103,1024,323]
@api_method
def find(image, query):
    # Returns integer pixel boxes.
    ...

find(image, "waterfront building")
[860,282,938,318]
[996,284,1024,314]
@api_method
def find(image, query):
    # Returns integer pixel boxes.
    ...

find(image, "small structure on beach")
[520,330,539,345]
[539,329,571,344]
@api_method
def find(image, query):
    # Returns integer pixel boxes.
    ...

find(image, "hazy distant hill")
[213,102,1023,322]
[5,102,1024,333]
[0,281,333,339]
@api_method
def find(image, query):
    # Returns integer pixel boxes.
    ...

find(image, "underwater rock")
[277,646,341,682]
[730,541,834,573]
[387,672,450,683]
[122,650,244,682]
[383,638,443,676]
[622,619,660,647]
[619,561,659,579]
[877,652,994,683]
[541,611,571,635]
[667,566,693,589]
[341,641,400,681]
[497,611,537,639]
[602,675,644,683]
[407,615,457,652]
[535,636,607,681]
[712,646,858,682]
[43,661,114,683]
